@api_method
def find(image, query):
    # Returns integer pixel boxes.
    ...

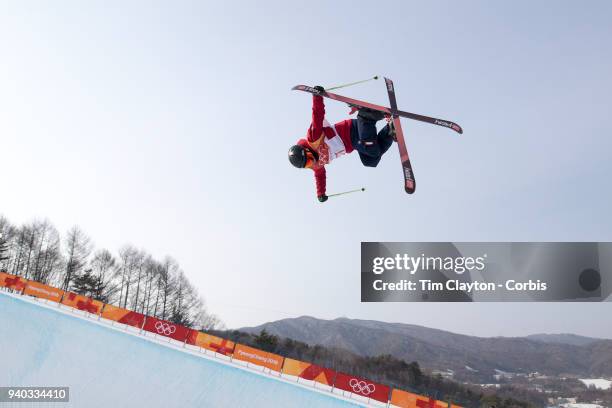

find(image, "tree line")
[0,215,221,330]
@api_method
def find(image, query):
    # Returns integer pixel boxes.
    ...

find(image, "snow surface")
[579,378,612,390]
[0,292,362,407]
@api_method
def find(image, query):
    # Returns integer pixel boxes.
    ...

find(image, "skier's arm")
[314,166,327,200]
[307,89,326,145]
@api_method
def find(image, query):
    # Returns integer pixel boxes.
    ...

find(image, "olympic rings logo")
[155,321,176,336]
[349,378,376,395]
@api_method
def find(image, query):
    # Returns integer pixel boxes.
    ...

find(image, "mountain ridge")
[525,333,601,346]
[239,316,612,381]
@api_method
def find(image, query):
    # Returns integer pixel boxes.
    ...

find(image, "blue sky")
[1,1,611,337]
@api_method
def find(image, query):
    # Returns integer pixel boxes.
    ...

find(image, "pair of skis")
[292,78,462,194]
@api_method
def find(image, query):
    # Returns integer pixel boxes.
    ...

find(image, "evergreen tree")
[71,269,110,303]
[71,269,96,296]
[253,329,279,352]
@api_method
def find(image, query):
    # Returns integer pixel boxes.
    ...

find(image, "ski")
[384,77,416,194]
[292,85,463,134]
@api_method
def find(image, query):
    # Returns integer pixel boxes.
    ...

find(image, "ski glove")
[313,85,325,94]
[318,194,328,203]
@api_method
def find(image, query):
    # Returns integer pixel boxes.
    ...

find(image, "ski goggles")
[304,149,316,169]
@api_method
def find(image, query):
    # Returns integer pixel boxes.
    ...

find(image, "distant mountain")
[240,316,612,382]
[526,333,600,346]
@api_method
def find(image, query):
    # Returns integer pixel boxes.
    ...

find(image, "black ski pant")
[350,116,394,168]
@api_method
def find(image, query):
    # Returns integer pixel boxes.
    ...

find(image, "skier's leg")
[377,124,395,156]
[355,116,381,158]
[351,119,383,168]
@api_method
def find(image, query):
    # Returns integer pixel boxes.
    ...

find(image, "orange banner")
[186,331,235,355]
[23,281,64,302]
[61,292,103,315]
[282,358,335,386]
[100,303,145,329]
[0,272,27,292]
[391,389,452,408]
[233,344,284,372]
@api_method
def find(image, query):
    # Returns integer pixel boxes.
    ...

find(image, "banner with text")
[61,292,103,315]
[0,272,27,292]
[282,358,336,386]
[100,304,145,329]
[23,281,64,303]
[186,331,235,355]
[233,344,284,372]
[334,372,390,403]
[362,242,612,302]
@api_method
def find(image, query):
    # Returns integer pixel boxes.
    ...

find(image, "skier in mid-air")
[288,86,395,202]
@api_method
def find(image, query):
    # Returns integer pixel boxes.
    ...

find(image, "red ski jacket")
[297,95,354,197]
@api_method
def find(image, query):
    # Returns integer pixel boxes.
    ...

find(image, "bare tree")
[2,219,62,283]
[153,256,178,320]
[20,223,37,279]
[140,256,160,315]
[30,220,62,284]
[129,250,148,312]
[61,226,92,291]
[170,271,214,328]
[116,245,140,309]
[0,234,8,270]
[9,224,30,275]
[194,304,223,331]
[0,216,15,271]
[89,249,118,302]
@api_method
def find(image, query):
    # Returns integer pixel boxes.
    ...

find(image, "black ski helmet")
[288,144,307,168]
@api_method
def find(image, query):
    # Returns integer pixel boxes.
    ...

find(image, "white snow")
[0,291,364,407]
[579,378,612,390]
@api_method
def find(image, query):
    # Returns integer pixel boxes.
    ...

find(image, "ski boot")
[385,115,397,142]
[357,107,385,122]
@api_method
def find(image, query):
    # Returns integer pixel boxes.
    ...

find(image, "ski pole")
[325,76,379,91]
[327,187,366,198]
